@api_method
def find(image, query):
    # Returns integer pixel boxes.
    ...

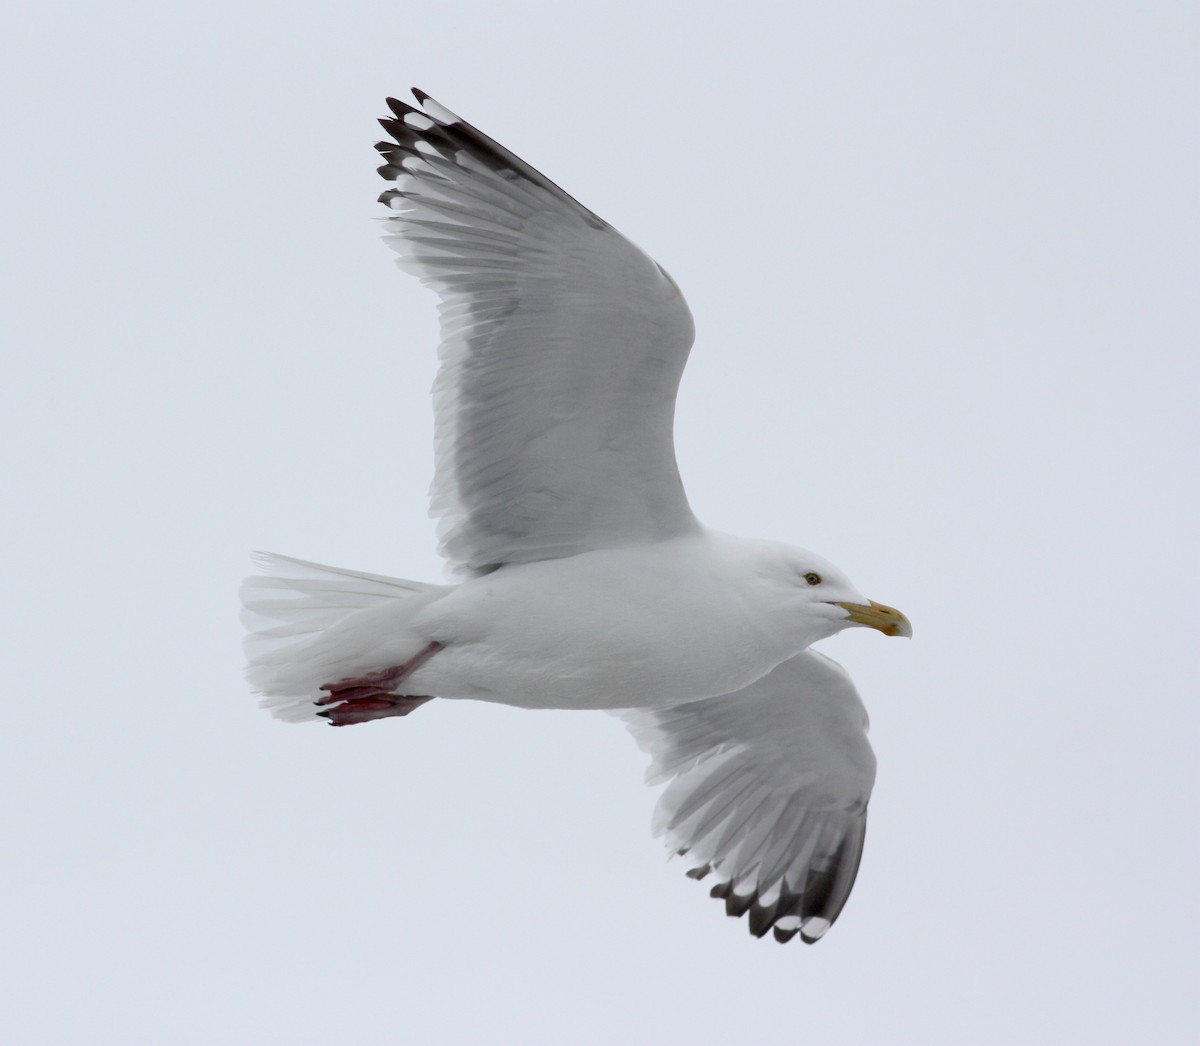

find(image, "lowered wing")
[620,650,877,943]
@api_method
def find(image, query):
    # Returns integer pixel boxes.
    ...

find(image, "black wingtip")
[385,96,415,120]
[412,86,430,104]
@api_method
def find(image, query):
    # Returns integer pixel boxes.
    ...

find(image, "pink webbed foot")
[315,641,443,727]
[318,693,433,727]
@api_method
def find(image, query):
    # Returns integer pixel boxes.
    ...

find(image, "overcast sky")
[2,1,1197,1043]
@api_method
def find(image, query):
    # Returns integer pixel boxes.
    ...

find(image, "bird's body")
[408,533,864,710]
[242,89,910,943]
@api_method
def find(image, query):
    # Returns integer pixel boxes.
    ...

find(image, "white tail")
[240,553,448,722]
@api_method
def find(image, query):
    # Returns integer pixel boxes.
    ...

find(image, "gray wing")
[377,90,700,576]
[619,651,877,944]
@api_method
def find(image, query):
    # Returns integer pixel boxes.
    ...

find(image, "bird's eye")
[803,572,822,586]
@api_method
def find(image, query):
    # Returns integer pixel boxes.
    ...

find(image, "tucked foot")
[318,694,434,727]
[315,641,444,707]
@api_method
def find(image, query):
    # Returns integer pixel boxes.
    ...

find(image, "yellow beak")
[835,600,913,638]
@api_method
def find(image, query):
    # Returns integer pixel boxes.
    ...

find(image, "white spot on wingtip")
[403,112,435,131]
[757,882,782,907]
[420,96,464,125]
[732,877,757,898]
[800,916,831,942]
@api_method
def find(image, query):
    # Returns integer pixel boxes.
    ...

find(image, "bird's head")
[756,543,913,646]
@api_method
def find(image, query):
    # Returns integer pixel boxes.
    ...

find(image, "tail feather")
[241,553,447,722]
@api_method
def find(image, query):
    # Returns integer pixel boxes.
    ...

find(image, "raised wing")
[377,90,700,576]
[619,651,877,943]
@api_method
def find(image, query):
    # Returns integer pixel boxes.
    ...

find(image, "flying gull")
[241,89,911,944]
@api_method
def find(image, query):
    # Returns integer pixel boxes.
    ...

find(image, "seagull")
[241,89,911,944]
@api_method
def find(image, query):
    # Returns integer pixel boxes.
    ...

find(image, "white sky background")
[2,1,1197,1042]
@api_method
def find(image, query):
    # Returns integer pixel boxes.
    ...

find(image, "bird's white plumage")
[242,90,907,944]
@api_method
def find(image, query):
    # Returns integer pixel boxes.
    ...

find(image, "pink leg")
[316,640,442,727]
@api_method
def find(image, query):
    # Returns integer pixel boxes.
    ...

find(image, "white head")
[747,539,912,649]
